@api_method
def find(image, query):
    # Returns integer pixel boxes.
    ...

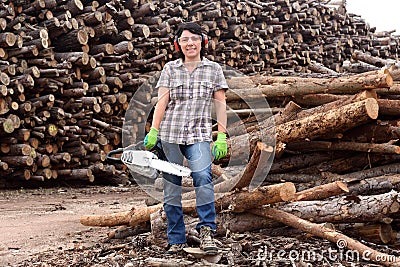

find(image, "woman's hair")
[175,22,207,59]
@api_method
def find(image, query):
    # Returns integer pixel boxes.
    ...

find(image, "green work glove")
[144,127,159,150]
[212,132,227,160]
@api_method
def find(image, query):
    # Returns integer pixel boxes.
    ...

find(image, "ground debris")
[10,231,398,267]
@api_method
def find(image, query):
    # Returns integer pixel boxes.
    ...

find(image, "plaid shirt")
[155,58,228,144]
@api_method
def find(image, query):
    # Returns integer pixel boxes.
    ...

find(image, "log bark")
[352,50,389,68]
[277,191,400,224]
[296,90,377,119]
[230,142,274,191]
[81,182,295,227]
[345,163,400,180]
[377,99,400,116]
[346,174,400,195]
[229,98,379,161]
[339,223,394,245]
[286,140,400,154]
[217,182,296,212]
[243,71,393,98]
[250,207,400,267]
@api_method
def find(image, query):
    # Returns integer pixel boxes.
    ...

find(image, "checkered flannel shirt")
[155,58,228,144]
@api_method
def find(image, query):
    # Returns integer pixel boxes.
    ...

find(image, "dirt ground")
[0,184,148,266]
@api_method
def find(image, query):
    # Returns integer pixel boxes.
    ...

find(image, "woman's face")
[178,30,202,62]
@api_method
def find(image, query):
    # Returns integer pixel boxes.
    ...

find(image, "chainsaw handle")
[134,141,146,150]
[105,140,164,165]
[105,148,124,164]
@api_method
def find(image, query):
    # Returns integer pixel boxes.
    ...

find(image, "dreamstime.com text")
[253,239,399,264]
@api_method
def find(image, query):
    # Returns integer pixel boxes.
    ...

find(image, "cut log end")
[279,182,297,201]
[336,181,349,193]
[386,73,394,87]
[365,98,379,119]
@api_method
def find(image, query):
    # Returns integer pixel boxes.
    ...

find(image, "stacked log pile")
[1,0,399,264]
[0,0,399,188]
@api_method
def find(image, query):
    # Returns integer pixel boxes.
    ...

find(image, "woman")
[144,22,228,255]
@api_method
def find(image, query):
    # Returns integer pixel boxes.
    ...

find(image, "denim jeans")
[161,141,216,245]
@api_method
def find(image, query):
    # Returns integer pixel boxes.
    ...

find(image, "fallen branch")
[250,207,400,267]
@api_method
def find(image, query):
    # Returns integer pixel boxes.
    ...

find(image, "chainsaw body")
[106,141,191,179]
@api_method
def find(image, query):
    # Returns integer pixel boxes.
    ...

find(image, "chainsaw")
[106,141,191,179]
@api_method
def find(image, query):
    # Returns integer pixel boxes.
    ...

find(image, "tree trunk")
[245,71,392,97]
[278,191,400,224]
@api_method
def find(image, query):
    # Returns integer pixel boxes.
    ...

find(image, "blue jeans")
[161,141,216,245]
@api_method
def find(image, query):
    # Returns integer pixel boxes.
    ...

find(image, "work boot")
[199,226,218,255]
[166,243,187,255]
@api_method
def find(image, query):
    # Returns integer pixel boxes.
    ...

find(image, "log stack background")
[0,0,399,191]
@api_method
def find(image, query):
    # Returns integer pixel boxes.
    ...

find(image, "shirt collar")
[175,57,213,67]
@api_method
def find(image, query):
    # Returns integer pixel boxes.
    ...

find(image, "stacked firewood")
[0,0,400,187]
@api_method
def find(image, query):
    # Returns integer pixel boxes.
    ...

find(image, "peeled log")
[276,98,379,144]
[291,181,349,201]
[80,210,132,227]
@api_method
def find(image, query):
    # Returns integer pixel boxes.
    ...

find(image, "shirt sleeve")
[214,64,229,91]
[155,63,171,89]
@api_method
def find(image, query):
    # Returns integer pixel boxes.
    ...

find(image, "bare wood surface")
[291,181,349,201]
